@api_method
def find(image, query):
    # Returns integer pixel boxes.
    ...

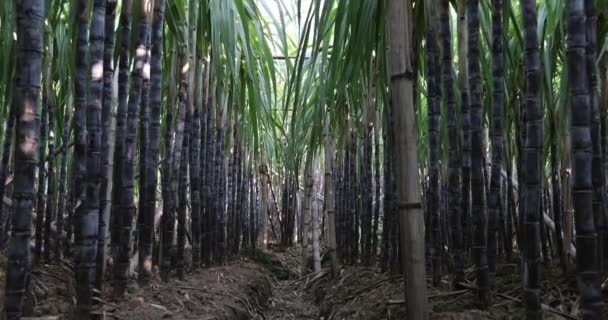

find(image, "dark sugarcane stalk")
[424,178,431,272]
[457,0,471,260]
[238,154,247,251]
[111,0,133,262]
[334,158,342,261]
[227,132,236,255]
[177,99,189,281]
[336,152,342,260]
[517,97,526,251]
[550,112,566,273]
[381,126,390,272]
[282,174,287,245]
[283,174,288,245]
[343,143,351,263]
[190,60,202,268]
[468,0,490,306]
[114,0,152,295]
[603,65,608,264]
[363,116,373,266]
[42,44,54,262]
[259,154,270,247]
[34,95,47,263]
[498,178,506,258]
[72,0,92,313]
[440,0,463,289]
[4,1,43,317]
[521,0,543,317]
[302,154,313,269]
[81,0,106,311]
[324,105,339,277]
[487,0,505,292]
[427,2,441,285]
[199,62,210,264]
[171,52,188,278]
[501,168,510,258]
[243,155,250,251]
[285,174,290,245]
[140,0,166,281]
[160,51,177,281]
[291,174,297,244]
[349,129,358,263]
[137,30,152,283]
[202,78,216,266]
[0,94,16,249]
[254,167,260,247]
[355,142,361,262]
[43,105,55,263]
[389,147,401,275]
[371,123,381,261]
[289,174,300,245]
[290,174,297,245]
[603,67,608,263]
[342,155,348,262]
[360,89,374,265]
[237,143,245,253]
[539,193,548,264]
[505,153,515,261]
[55,109,71,262]
[66,167,74,255]
[567,0,603,316]
[384,102,400,274]
[249,161,256,250]
[333,159,339,260]
[540,188,550,264]
[432,19,443,279]
[215,95,227,265]
[240,156,249,251]
[234,143,244,255]
[586,0,605,274]
[97,0,117,291]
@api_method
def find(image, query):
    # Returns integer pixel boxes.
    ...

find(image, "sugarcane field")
[1,0,608,319]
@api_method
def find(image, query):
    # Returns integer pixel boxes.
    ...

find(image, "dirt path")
[260,278,319,320]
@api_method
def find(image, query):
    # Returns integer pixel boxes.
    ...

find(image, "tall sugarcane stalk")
[468,0,490,306]
[4,1,43,317]
[487,0,504,291]
[521,0,543,317]
[96,0,117,291]
[567,0,603,317]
